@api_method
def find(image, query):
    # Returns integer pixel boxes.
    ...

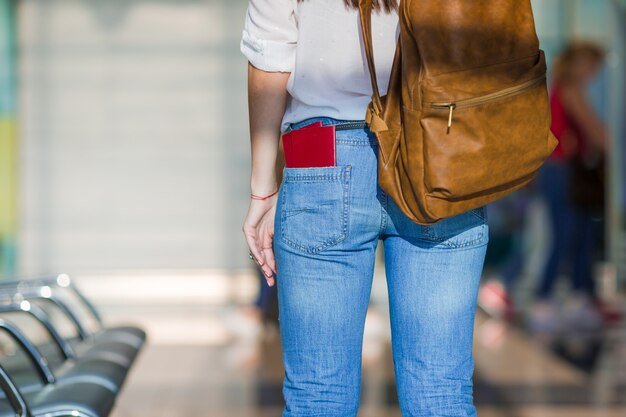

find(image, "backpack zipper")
[430,75,546,134]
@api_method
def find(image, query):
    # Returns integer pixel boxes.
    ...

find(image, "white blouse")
[240,0,399,132]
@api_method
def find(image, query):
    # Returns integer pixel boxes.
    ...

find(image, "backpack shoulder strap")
[358,0,383,115]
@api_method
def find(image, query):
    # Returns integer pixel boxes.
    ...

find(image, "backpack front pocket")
[419,54,556,201]
[429,76,546,136]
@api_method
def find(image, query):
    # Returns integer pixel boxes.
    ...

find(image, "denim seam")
[423,239,490,252]
[469,207,487,222]
[343,166,352,244]
[335,139,378,146]
[378,188,388,238]
[284,174,344,182]
[421,225,487,249]
[280,166,352,254]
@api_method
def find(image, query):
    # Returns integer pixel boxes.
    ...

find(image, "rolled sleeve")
[240,0,298,72]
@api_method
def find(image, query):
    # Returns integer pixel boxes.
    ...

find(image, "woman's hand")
[243,194,278,286]
[244,62,290,287]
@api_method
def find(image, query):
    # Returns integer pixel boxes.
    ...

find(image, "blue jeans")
[274,117,489,417]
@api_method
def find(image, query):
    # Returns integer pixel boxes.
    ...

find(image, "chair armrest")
[0,289,93,342]
[61,277,104,326]
[0,303,76,360]
[26,296,91,341]
[0,364,31,417]
[0,319,56,384]
[0,274,104,329]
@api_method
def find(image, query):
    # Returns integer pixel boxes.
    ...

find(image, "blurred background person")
[530,41,611,335]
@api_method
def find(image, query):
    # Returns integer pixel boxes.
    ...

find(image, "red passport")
[282,123,336,168]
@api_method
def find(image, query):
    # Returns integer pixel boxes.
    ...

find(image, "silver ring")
[248,252,254,260]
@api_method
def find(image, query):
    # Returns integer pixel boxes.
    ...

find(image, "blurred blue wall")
[0,0,18,278]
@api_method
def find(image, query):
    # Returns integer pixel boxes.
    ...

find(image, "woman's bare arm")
[248,63,290,195]
[243,63,290,285]
[560,84,609,151]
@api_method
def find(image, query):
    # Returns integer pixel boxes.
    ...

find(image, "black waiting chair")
[0,319,116,417]
[0,274,147,417]
[0,275,146,368]
[0,303,128,392]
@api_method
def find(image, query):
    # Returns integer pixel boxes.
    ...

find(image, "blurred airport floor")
[108,324,626,417]
[73,269,626,417]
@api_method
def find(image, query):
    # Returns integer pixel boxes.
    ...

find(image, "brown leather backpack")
[359,0,558,224]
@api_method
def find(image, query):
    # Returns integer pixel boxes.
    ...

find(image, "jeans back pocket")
[279,165,352,254]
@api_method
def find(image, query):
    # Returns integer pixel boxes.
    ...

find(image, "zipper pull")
[446,104,456,135]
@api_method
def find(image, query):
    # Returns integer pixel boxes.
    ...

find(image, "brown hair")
[297,0,398,13]
[553,41,606,83]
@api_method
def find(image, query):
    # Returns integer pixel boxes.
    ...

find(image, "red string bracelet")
[250,189,279,201]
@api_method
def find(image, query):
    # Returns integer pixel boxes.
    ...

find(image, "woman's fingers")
[243,200,277,286]
[258,228,276,286]
[262,243,276,284]
[263,246,276,274]
[243,224,276,285]
[243,225,265,267]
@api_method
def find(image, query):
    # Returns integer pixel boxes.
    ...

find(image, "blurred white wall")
[18,0,251,274]
[16,0,625,283]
